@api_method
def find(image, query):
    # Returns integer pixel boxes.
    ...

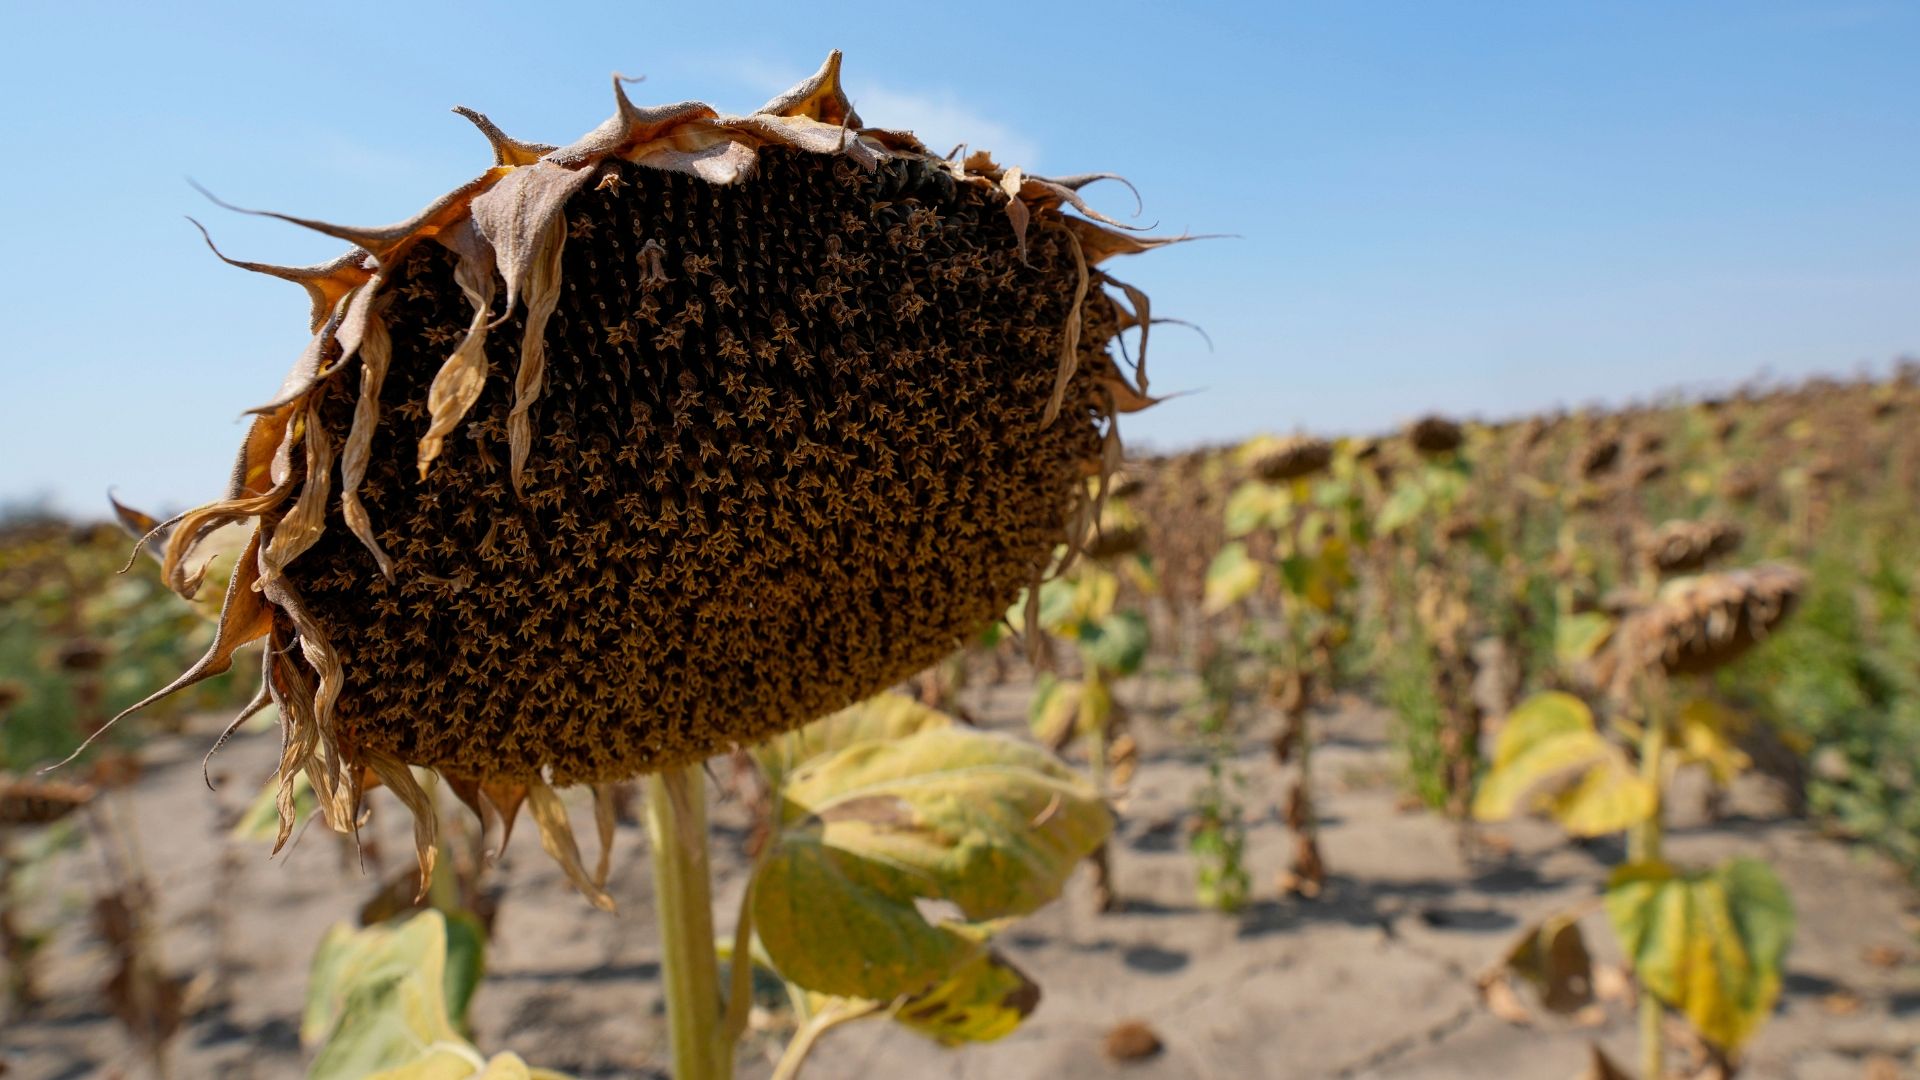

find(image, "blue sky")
[3,1,1917,516]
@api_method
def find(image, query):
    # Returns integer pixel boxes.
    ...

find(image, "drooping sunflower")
[116,54,1172,903]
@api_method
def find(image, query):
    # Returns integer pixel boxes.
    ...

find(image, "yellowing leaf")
[1076,674,1114,739]
[305,912,466,1080]
[1203,542,1262,613]
[365,1049,575,1080]
[755,722,1110,1000]
[1675,698,1751,785]
[304,911,570,1080]
[1547,751,1658,837]
[366,1047,492,1080]
[1067,565,1121,628]
[1224,479,1289,538]
[1475,692,1654,836]
[893,949,1041,1045]
[1555,611,1616,666]
[232,770,315,841]
[1606,858,1794,1051]
[1028,676,1081,747]
[1374,481,1427,536]
[1493,692,1594,771]
[755,692,951,788]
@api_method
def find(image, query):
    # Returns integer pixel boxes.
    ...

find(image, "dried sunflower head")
[1641,518,1743,576]
[0,776,95,827]
[116,54,1171,901]
[1406,415,1463,456]
[1617,564,1805,679]
[1576,436,1621,479]
[1246,435,1332,483]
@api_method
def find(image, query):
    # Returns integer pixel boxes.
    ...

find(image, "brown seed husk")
[124,53,1171,889]
[1103,1019,1164,1061]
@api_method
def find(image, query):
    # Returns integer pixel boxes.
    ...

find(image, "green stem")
[1630,698,1669,1080]
[1086,664,1109,792]
[646,766,729,1080]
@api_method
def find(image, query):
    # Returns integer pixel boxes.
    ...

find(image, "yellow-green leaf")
[1605,858,1794,1051]
[755,722,1110,1000]
[1374,481,1427,536]
[1065,565,1120,628]
[1675,698,1750,785]
[364,1046,491,1080]
[305,911,573,1080]
[1075,674,1113,739]
[1474,692,1654,836]
[1077,611,1149,676]
[1203,542,1262,613]
[364,1049,575,1080]
[1224,479,1289,538]
[305,911,466,1079]
[893,949,1042,1045]
[1547,750,1658,837]
[232,770,315,841]
[754,692,951,789]
[1028,676,1081,747]
[1554,611,1616,666]
[1491,692,1594,771]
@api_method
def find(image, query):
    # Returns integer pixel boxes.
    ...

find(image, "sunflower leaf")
[1203,542,1262,613]
[891,948,1042,1045]
[1605,858,1794,1051]
[754,707,1109,1000]
[1473,692,1655,836]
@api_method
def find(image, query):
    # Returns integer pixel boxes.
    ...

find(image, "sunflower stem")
[1630,689,1670,1080]
[646,765,729,1080]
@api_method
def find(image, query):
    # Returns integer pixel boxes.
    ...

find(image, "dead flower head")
[1618,564,1806,680]
[1406,415,1464,456]
[1248,435,1333,483]
[1641,518,1743,576]
[111,54,1173,903]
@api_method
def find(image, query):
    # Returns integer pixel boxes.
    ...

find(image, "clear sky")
[3,1,1917,517]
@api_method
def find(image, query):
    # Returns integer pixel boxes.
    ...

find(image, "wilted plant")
[1366,422,1489,819]
[1204,432,1356,894]
[1476,563,1806,1078]
[1187,647,1250,912]
[1019,500,1155,911]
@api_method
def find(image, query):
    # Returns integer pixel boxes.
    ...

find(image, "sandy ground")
[4,671,1918,1080]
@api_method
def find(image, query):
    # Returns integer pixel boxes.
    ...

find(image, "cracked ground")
[5,666,1918,1079]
